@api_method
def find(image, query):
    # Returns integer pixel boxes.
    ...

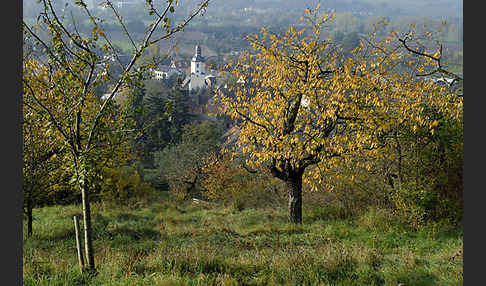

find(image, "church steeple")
[192,45,204,63]
[191,44,205,75]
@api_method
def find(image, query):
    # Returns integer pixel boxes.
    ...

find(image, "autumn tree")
[22,80,65,237]
[214,6,462,223]
[22,0,209,272]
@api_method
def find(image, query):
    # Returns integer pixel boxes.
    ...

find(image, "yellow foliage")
[213,5,463,191]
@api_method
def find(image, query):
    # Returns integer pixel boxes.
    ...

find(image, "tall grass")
[23,194,462,285]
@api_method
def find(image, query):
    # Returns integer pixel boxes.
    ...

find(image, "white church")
[150,45,219,91]
[188,45,206,90]
[183,45,218,91]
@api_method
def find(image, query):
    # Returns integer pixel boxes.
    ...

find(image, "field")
[23,193,463,285]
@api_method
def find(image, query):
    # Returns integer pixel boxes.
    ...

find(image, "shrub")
[154,120,225,201]
[202,154,286,209]
[94,166,153,204]
[308,109,463,227]
[389,115,463,225]
[303,155,394,217]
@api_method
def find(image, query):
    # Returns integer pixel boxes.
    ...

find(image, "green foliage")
[319,105,463,227]
[93,166,153,205]
[38,169,78,206]
[180,119,224,146]
[154,120,224,200]
[231,197,245,212]
[134,81,194,166]
[390,114,463,226]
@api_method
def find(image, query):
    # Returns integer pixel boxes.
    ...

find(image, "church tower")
[189,45,207,90]
[190,45,205,76]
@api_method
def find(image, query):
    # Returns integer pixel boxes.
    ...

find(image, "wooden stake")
[73,215,85,272]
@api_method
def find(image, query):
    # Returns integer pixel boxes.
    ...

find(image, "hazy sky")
[23,0,463,19]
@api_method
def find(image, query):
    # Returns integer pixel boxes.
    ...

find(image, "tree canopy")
[215,6,462,223]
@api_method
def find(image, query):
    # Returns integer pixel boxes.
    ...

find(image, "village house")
[151,60,186,81]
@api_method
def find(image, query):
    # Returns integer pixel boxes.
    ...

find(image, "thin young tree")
[22,0,209,272]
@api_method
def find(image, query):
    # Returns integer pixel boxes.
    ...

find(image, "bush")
[303,156,394,217]
[154,120,225,201]
[308,109,463,227]
[202,154,286,209]
[93,166,153,204]
[38,168,80,206]
[390,115,463,225]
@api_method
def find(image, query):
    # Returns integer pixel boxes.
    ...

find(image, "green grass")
[23,194,463,285]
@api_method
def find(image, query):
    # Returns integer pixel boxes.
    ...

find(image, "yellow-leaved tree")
[215,6,462,223]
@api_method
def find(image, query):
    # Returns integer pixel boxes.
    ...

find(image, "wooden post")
[73,215,85,272]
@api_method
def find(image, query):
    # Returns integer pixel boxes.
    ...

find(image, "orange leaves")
[214,4,462,189]
[384,31,398,44]
[91,26,106,39]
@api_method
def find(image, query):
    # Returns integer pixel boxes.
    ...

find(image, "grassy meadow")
[23,192,462,285]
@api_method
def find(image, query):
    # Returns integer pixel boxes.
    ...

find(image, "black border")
[6,0,22,285]
[463,0,478,285]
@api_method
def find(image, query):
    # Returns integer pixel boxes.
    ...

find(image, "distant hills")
[188,0,462,19]
[23,0,462,20]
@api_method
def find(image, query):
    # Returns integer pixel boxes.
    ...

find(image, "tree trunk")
[27,193,33,237]
[80,181,95,272]
[285,174,303,224]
